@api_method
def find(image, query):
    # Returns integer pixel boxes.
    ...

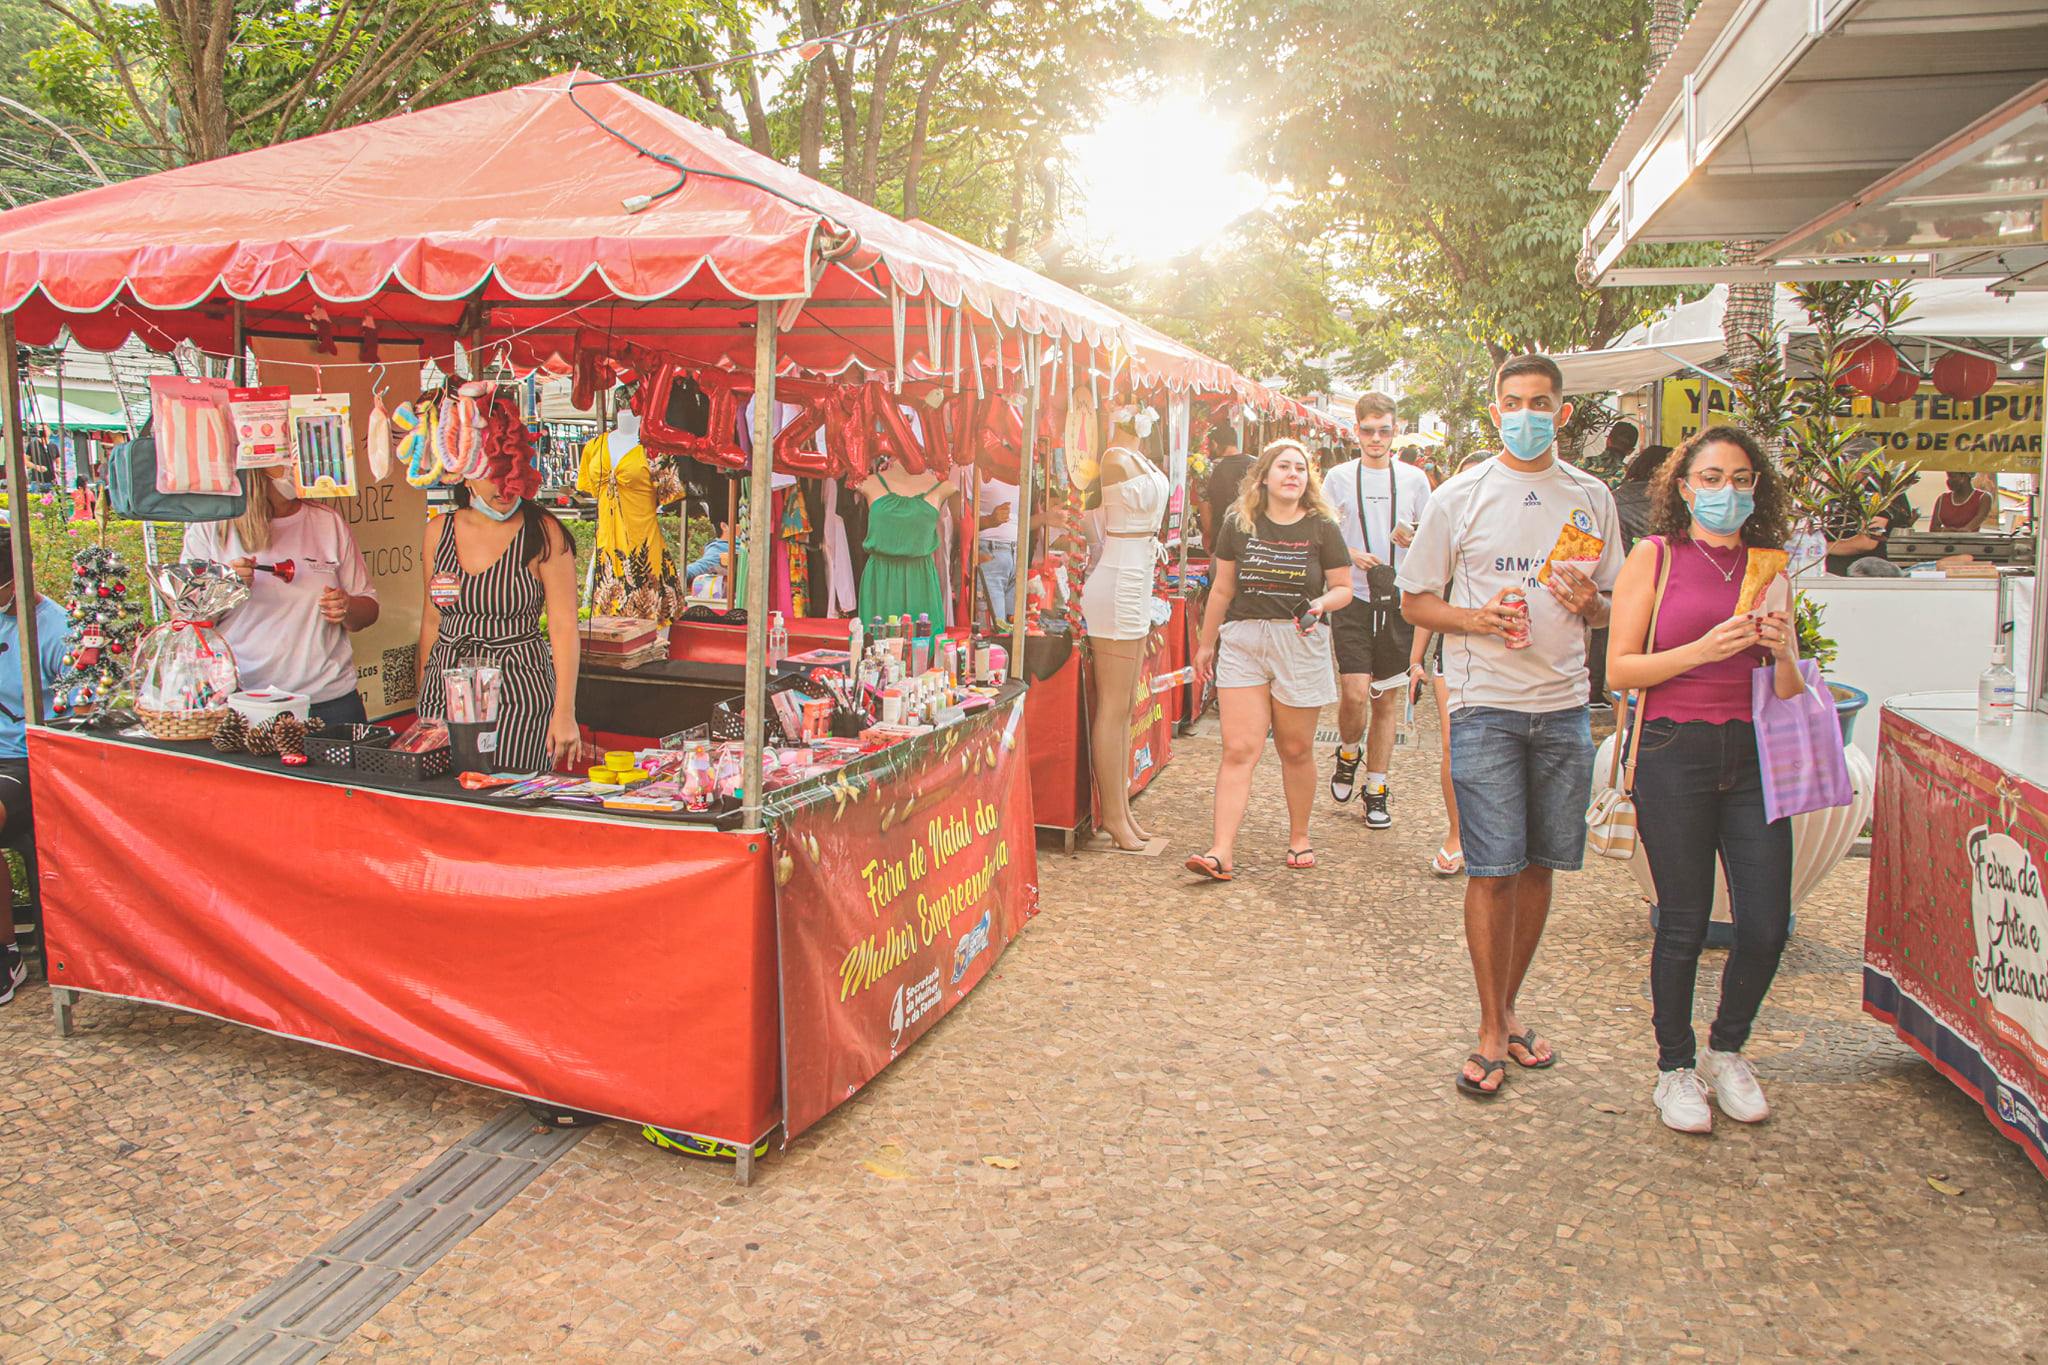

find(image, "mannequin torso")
[607,410,642,468]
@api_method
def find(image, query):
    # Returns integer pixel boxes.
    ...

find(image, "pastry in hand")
[1734,548,1789,616]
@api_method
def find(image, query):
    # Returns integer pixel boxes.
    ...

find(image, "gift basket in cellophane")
[132,560,248,740]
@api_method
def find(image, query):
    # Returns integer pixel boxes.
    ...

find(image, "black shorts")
[0,758,32,851]
[1331,597,1414,679]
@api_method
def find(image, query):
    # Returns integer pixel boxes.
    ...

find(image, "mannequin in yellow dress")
[578,406,685,624]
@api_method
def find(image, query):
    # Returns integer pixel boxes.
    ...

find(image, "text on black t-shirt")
[1213,511,1352,621]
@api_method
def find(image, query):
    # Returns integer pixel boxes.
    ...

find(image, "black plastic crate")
[305,724,397,769]
[354,740,452,782]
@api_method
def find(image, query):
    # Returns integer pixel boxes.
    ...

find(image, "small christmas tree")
[50,545,142,718]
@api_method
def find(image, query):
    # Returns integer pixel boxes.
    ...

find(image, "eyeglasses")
[1690,470,1759,491]
[1359,425,1397,438]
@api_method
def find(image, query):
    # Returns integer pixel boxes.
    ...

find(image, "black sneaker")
[0,944,23,1005]
[1329,746,1363,803]
[1363,784,1392,830]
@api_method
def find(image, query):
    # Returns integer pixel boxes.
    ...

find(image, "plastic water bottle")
[1979,645,2015,725]
[768,611,788,668]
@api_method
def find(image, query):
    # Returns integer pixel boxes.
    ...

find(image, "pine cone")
[212,711,249,753]
[244,718,279,757]
[273,715,308,758]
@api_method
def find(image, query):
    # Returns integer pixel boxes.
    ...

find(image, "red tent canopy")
[0,73,1255,400]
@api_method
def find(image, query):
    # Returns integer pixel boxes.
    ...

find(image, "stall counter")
[31,687,1040,1162]
[1867,692,2048,1180]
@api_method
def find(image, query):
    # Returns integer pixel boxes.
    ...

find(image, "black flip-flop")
[1185,853,1233,881]
[1508,1029,1558,1069]
[1456,1053,1507,1098]
[1285,846,1315,869]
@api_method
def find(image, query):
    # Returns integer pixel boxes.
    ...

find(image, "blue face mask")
[1689,486,1755,535]
[471,491,522,522]
[1497,408,1556,462]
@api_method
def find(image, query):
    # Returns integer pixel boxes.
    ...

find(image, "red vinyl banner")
[773,696,1038,1139]
[1867,708,2048,1180]
[31,729,781,1145]
[1128,624,1177,798]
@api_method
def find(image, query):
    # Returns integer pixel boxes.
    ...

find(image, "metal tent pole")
[742,301,779,827]
[2,315,43,724]
[52,344,63,491]
[1008,334,1040,678]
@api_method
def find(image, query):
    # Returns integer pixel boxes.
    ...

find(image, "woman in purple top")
[1608,426,1805,1136]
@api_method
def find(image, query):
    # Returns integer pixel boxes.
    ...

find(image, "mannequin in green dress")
[856,464,958,622]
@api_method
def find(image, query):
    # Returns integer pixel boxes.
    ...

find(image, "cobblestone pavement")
[5,720,2048,1364]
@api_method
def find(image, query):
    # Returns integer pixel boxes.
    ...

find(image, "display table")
[33,690,1039,1173]
[1867,692,2048,1180]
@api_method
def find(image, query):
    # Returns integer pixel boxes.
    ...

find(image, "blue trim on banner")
[1864,965,2048,1180]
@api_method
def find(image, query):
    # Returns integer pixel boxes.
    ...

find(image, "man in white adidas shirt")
[1323,390,1433,829]
[1397,354,1622,1099]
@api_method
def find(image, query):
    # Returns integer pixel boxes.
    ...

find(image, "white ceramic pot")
[1592,732,1874,930]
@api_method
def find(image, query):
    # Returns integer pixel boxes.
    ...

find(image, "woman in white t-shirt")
[182,471,381,727]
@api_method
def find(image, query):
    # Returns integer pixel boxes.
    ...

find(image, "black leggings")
[1634,718,1792,1071]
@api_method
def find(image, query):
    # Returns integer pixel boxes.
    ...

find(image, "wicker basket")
[138,704,231,741]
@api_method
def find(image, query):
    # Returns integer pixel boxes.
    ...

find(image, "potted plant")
[1732,283,1911,745]
[1599,285,1897,938]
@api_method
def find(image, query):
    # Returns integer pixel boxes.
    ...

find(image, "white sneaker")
[1654,1069,1713,1133]
[1698,1048,1770,1123]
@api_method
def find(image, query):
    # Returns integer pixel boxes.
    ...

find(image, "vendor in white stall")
[184,471,381,727]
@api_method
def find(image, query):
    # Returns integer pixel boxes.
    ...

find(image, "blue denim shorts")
[1448,705,1595,877]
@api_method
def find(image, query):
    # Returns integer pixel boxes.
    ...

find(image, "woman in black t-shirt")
[1188,439,1353,879]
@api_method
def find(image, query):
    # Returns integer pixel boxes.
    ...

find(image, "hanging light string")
[565,0,973,220]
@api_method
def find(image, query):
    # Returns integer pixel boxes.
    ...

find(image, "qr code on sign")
[382,644,419,705]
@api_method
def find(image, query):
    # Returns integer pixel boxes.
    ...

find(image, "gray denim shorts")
[1215,618,1339,710]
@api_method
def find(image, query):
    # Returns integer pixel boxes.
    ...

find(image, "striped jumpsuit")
[419,515,557,773]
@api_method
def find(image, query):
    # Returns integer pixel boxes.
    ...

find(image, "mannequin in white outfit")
[1082,407,1168,851]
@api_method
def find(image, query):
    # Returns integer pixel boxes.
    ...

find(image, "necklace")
[1693,537,1742,582]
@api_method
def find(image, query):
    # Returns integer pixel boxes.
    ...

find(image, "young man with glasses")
[1396,355,1622,1097]
[1324,392,1433,828]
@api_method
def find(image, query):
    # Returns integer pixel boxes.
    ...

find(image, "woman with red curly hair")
[416,397,582,772]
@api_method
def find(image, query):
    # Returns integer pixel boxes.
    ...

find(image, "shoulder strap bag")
[1357,459,1401,607]
[1586,535,1674,860]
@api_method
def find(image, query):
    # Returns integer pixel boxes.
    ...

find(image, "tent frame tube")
[3,313,44,727]
[741,301,778,829]
[1008,334,1039,678]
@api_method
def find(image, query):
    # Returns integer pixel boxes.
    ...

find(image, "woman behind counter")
[417,464,581,773]
[183,469,380,727]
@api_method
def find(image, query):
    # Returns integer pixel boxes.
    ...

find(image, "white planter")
[1592,733,1874,931]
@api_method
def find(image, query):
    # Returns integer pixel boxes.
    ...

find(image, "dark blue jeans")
[308,691,368,729]
[1634,717,1792,1071]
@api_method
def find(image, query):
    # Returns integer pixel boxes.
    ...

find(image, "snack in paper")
[1534,509,1606,586]
[1733,548,1790,617]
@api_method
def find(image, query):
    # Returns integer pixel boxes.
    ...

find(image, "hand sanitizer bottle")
[768,611,788,668]
[1979,645,2016,726]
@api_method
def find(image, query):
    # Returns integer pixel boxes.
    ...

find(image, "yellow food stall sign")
[1658,376,2044,473]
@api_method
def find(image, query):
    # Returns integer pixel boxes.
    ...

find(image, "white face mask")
[269,473,297,498]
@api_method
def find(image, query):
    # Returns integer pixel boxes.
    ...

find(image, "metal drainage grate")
[164,1104,589,1365]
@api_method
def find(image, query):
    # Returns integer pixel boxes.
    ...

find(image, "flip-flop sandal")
[1456,1053,1507,1098]
[1185,853,1233,881]
[1286,846,1316,869]
[1508,1029,1558,1069]
[1431,847,1464,877]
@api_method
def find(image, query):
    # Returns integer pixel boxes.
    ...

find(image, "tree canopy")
[1207,0,1703,378]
